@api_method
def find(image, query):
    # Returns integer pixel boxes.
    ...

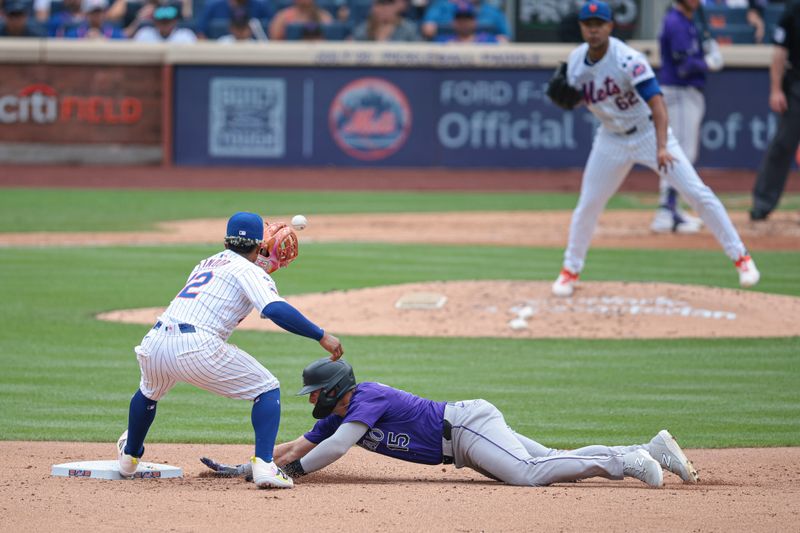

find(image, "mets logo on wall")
[328,78,412,161]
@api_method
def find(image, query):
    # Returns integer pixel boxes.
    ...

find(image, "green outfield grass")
[1,236,798,449]
[2,188,798,232]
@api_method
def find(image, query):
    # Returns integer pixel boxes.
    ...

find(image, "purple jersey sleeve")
[659,8,707,87]
[304,415,344,444]
[341,388,391,427]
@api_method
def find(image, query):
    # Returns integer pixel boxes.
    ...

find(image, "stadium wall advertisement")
[0,65,161,154]
[174,65,772,169]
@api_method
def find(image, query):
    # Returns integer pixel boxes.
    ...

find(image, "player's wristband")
[282,459,307,478]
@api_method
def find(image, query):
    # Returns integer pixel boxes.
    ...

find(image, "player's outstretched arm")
[283,422,368,477]
[261,301,344,359]
[199,435,318,479]
[274,435,318,466]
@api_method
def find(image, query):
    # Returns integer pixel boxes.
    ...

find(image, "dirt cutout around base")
[98,281,800,339]
[1,210,799,250]
[4,441,799,532]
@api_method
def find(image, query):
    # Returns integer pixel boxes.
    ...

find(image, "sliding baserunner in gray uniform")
[201,358,698,488]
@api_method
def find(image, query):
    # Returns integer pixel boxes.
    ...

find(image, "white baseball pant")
[659,85,706,199]
[662,85,705,163]
[136,320,279,401]
[563,120,747,273]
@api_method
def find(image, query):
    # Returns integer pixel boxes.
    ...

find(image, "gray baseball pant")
[443,400,643,486]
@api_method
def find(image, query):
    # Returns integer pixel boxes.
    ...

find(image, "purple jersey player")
[202,358,699,488]
[651,0,724,235]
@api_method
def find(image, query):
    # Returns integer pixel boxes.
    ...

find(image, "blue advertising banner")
[173,66,771,169]
[698,70,773,168]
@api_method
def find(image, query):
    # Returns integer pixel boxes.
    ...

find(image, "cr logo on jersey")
[583,76,621,104]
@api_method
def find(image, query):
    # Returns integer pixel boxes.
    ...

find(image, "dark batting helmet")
[296,357,357,419]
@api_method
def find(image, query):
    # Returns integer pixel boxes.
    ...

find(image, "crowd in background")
[0,0,510,43]
[0,0,789,44]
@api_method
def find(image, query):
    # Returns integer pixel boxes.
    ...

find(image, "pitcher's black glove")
[546,63,583,110]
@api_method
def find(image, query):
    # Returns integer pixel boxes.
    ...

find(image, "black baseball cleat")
[749,209,769,221]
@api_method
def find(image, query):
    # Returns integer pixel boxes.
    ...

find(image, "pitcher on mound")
[545,1,759,297]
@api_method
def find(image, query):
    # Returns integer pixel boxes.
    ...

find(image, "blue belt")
[153,320,196,333]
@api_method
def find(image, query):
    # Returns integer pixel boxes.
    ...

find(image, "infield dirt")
[3,442,798,532]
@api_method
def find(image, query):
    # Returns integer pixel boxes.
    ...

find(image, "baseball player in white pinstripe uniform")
[550,1,760,298]
[116,212,343,489]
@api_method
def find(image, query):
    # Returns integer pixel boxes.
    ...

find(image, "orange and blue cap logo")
[329,78,412,161]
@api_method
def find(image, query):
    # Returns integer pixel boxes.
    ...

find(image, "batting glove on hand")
[200,457,253,481]
[703,39,724,72]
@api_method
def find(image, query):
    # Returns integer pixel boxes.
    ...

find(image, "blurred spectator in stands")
[269,0,332,40]
[33,0,47,22]
[706,0,787,43]
[407,0,427,20]
[433,1,498,42]
[557,8,582,43]
[33,0,62,22]
[47,0,84,36]
[133,3,195,41]
[746,0,787,43]
[351,0,419,41]
[103,0,191,26]
[750,1,800,220]
[299,20,323,39]
[122,0,157,37]
[422,0,508,42]
[1,0,44,36]
[197,0,271,39]
[31,0,155,24]
[64,0,125,37]
[217,7,269,40]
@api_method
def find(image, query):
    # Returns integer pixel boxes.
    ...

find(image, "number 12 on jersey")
[177,271,214,299]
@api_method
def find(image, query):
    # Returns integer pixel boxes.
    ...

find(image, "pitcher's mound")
[98,281,800,339]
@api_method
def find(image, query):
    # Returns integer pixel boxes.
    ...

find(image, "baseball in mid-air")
[291,214,308,231]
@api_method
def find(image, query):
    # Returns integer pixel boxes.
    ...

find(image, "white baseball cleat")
[650,207,702,234]
[622,449,663,488]
[735,255,760,288]
[551,268,579,297]
[647,429,699,483]
[251,456,294,489]
[676,208,703,229]
[117,430,139,477]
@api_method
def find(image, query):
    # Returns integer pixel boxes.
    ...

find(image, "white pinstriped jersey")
[567,37,656,134]
[160,249,284,340]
